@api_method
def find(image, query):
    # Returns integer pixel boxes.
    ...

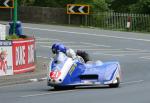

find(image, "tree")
[33,0,74,7]
[109,0,138,12]
[18,0,35,6]
[109,0,150,13]
[91,0,109,12]
[18,0,150,14]
[129,0,150,14]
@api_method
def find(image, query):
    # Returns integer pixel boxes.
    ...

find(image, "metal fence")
[80,12,150,32]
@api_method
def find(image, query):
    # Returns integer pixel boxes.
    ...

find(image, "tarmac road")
[0,80,150,103]
[0,23,150,103]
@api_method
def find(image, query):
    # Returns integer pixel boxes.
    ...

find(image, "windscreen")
[51,52,67,71]
[54,52,67,63]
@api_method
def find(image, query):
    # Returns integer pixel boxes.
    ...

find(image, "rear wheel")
[109,78,120,88]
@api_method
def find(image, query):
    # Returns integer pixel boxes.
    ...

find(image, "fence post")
[68,14,71,25]
[85,15,88,26]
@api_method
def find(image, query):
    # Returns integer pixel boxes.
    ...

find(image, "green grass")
[5,34,19,40]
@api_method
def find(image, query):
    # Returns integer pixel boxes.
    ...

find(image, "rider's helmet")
[51,43,59,54]
[55,43,67,54]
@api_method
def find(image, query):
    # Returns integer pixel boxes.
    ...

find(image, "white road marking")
[125,48,147,51]
[36,37,61,41]
[73,49,150,54]
[39,45,51,48]
[24,26,150,42]
[37,56,49,59]
[29,79,38,82]
[93,52,150,57]
[36,41,77,44]
[36,41,52,44]
[115,52,150,56]
[80,42,111,48]
[40,45,111,48]
[57,41,76,44]
[21,90,77,98]
[100,53,125,57]
[84,48,122,51]
[40,77,47,80]
[140,56,150,60]
[92,52,124,56]
[68,45,97,48]
[29,77,47,82]
[121,80,144,85]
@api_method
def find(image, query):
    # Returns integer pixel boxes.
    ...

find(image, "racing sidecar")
[47,52,121,89]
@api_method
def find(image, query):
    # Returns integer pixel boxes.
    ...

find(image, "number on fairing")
[50,71,61,79]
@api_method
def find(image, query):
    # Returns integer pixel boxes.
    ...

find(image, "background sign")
[67,4,90,15]
[0,41,13,76]
[0,0,14,8]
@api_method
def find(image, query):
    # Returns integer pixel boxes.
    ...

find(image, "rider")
[51,43,76,59]
[51,43,90,63]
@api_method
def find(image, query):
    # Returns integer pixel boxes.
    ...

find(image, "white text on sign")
[16,46,25,66]
[28,44,34,64]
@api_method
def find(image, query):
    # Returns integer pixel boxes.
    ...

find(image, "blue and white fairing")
[47,52,121,88]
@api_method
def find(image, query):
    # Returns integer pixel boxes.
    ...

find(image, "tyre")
[54,86,75,90]
[54,86,64,90]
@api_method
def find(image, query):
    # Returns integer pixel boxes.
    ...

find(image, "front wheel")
[109,78,120,88]
[54,86,64,90]
[54,86,75,90]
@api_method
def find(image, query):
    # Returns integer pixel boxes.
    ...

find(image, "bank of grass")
[5,34,19,40]
[5,34,28,40]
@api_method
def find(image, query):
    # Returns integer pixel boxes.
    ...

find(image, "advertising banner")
[0,40,13,76]
[12,38,35,74]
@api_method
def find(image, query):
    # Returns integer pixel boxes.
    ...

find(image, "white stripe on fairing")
[24,26,150,42]
[56,58,73,83]
[14,65,35,72]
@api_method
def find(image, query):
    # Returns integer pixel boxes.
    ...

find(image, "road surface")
[0,23,150,103]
